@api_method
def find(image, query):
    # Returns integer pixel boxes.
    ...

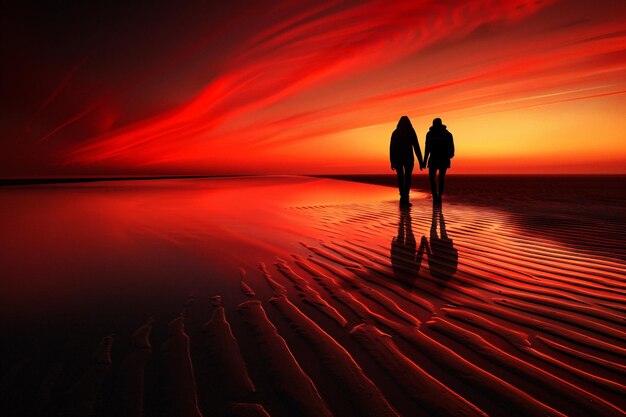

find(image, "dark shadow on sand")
[323,174,626,262]
[424,204,458,283]
[391,205,457,289]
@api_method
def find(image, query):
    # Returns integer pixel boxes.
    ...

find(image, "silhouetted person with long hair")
[390,116,423,206]
[422,204,458,281]
[424,117,454,203]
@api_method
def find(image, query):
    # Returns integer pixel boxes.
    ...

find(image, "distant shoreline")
[1,173,624,186]
[313,173,626,189]
[0,175,238,186]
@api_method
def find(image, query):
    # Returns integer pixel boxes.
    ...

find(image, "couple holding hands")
[390,116,455,206]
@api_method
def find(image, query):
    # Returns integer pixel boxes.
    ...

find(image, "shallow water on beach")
[0,177,390,311]
[1,176,624,417]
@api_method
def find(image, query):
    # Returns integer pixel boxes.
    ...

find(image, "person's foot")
[400,196,412,206]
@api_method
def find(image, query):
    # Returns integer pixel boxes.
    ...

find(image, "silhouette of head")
[432,118,443,127]
[397,115,412,130]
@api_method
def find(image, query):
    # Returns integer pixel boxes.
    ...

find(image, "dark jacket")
[390,126,423,167]
[424,125,454,169]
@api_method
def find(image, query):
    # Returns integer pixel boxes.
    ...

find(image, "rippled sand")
[0,176,624,416]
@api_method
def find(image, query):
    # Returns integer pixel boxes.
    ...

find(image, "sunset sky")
[2,0,626,177]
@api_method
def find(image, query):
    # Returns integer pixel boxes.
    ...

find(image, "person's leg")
[404,164,414,198]
[395,165,404,197]
[429,167,438,199]
[439,167,448,198]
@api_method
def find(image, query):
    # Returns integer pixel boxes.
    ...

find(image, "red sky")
[2,0,626,177]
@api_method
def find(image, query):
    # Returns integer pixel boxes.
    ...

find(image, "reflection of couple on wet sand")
[390,116,455,205]
[391,205,458,283]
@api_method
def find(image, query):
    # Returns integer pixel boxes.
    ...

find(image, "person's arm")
[423,134,431,168]
[412,131,424,169]
[449,132,455,159]
[389,133,396,170]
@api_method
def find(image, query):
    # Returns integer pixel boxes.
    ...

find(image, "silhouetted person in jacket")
[390,116,423,206]
[424,117,454,203]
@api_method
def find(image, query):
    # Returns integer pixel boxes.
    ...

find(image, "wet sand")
[0,175,624,416]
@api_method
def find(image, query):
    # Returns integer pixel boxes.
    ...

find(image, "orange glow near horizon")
[4,0,626,177]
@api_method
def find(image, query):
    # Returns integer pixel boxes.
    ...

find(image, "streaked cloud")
[3,0,626,175]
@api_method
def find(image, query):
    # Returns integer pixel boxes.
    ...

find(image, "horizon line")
[2,172,626,186]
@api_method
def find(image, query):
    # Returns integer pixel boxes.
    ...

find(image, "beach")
[1,175,624,417]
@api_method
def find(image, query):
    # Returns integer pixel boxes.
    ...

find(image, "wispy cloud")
[3,0,626,175]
